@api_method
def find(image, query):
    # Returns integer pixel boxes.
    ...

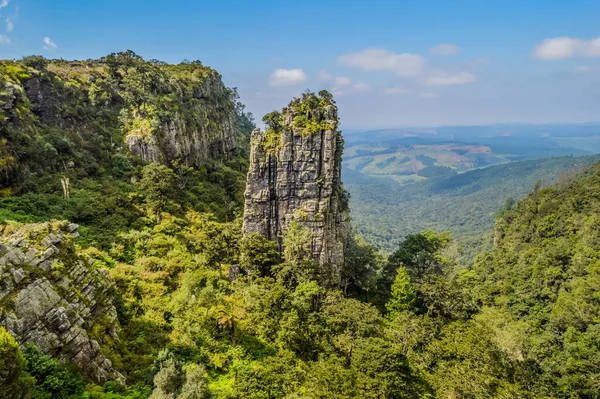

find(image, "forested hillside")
[346,154,600,260]
[1,53,600,399]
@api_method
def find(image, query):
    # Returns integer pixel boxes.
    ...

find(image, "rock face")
[0,53,243,187]
[242,92,350,275]
[124,73,237,165]
[0,222,124,384]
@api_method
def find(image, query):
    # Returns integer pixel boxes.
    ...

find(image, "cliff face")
[0,52,242,187]
[124,73,237,165]
[243,91,350,273]
[0,222,123,384]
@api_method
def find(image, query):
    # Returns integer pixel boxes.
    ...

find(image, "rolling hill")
[345,154,600,261]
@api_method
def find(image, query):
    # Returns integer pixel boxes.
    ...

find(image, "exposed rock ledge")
[0,222,124,384]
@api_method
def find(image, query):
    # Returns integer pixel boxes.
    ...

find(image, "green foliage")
[386,266,417,318]
[346,154,600,260]
[388,230,452,281]
[5,53,600,399]
[239,233,279,276]
[24,345,84,399]
[0,327,35,398]
[259,91,338,154]
[470,161,600,396]
[340,234,382,298]
[137,163,177,223]
[282,220,313,265]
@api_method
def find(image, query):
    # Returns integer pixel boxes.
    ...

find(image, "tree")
[496,197,515,219]
[386,266,417,319]
[240,232,280,277]
[324,296,383,364]
[340,235,381,297]
[0,328,34,399]
[150,358,184,399]
[387,230,452,282]
[178,365,211,399]
[282,220,313,264]
[137,162,176,224]
[351,338,431,399]
[24,345,84,399]
[385,231,471,318]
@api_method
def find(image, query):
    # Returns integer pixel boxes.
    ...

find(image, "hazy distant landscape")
[344,123,600,259]
[344,123,600,183]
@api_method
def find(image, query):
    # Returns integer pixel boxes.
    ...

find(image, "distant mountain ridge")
[342,123,600,183]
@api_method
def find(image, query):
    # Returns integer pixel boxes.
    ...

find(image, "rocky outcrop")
[0,53,243,187]
[125,74,237,165]
[0,222,124,384]
[242,91,350,276]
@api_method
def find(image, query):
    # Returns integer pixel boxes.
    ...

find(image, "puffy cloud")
[338,48,425,77]
[419,92,438,98]
[268,68,307,86]
[430,43,461,55]
[43,36,58,50]
[0,0,8,9]
[384,86,411,94]
[533,36,600,60]
[424,71,476,86]
[0,34,9,44]
[6,18,12,32]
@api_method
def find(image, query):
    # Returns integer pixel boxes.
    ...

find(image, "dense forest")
[1,54,600,399]
[345,154,600,260]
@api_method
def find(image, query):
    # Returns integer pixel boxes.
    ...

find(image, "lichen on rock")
[242,91,350,280]
[0,222,124,384]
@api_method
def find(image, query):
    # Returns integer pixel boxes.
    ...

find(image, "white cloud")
[317,70,332,81]
[533,36,600,60]
[424,71,476,86]
[6,17,12,32]
[430,43,461,55]
[0,34,9,44]
[338,48,425,77]
[0,0,9,9]
[384,86,411,94]
[332,76,352,87]
[574,65,600,73]
[43,36,58,51]
[268,68,307,86]
[419,92,438,98]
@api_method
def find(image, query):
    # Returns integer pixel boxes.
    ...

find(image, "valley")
[1,52,600,399]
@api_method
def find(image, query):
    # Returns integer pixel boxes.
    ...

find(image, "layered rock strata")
[0,222,124,384]
[242,92,350,275]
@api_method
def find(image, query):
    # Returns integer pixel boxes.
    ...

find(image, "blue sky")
[1,0,600,128]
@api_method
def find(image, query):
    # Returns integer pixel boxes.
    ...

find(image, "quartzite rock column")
[242,91,350,277]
